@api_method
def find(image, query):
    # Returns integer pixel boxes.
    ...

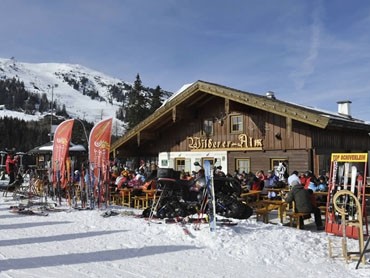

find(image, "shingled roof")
[111,80,370,152]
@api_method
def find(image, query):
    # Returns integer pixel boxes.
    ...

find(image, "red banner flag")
[52,119,74,189]
[89,118,113,186]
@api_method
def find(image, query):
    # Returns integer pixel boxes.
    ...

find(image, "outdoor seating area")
[239,185,330,229]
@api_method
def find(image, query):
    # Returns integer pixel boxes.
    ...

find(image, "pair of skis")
[203,160,217,233]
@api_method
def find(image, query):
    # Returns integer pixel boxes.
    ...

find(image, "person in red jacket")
[5,151,18,185]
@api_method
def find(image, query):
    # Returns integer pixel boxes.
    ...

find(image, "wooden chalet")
[111,80,370,176]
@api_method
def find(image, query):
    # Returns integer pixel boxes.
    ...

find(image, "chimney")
[337,100,352,117]
[266,91,276,99]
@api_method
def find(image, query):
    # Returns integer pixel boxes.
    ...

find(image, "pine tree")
[150,85,163,113]
[125,74,147,130]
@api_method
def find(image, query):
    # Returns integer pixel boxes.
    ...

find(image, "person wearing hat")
[284,180,324,230]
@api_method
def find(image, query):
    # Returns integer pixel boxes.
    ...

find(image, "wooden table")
[265,187,290,193]
[313,191,328,197]
[261,199,288,223]
[240,190,261,201]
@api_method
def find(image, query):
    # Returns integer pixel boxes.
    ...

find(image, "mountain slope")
[0,58,157,136]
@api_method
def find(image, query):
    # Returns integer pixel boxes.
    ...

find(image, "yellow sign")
[331,153,368,162]
[187,134,263,151]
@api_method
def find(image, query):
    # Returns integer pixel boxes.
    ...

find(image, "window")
[236,158,250,174]
[201,157,215,168]
[160,159,168,167]
[230,115,243,133]
[202,119,213,136]
[175,158,186,172]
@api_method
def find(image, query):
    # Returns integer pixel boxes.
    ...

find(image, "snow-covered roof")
[28,141,86,154]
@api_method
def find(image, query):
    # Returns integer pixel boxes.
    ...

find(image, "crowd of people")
[227,167,332,230]
[231,168,330,193]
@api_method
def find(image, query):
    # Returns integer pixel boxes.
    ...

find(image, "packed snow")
[0,58,126,135]
[0,188,369,278]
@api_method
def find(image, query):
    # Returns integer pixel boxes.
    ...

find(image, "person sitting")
[317,176,328,192]
[255,170,266,190]
[307,179,318,192]
[115,170,130,190]
[214,166,226,177]
[303,171,314,189]
[250,175,263,191]
[265,170,278,189]
[284,180,324,230]
[287,170,300,188]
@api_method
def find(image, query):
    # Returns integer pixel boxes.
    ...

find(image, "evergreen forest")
[0,74,169,154]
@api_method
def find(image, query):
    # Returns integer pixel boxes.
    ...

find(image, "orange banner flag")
[89,118,113,184]
[52,119,74,189]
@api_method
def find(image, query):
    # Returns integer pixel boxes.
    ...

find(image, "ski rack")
[325,153,368,239]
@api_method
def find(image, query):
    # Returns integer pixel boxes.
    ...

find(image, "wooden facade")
[111,81,370,176]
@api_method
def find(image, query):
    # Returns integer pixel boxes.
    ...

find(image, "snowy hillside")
[0,58,143,136]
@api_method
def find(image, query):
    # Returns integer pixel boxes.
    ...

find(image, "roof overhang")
[111,80,370,154]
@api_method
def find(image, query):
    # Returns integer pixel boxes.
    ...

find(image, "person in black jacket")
[284,180,324,230]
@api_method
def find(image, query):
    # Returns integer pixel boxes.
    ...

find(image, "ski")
[119,210,163,223]
[193,188,208,231]
[166,216,196,238]
[349,166,357,221]
[326,160,338,234]
[101,209,120,217]
[350,166,357,193]
[337,164,344,191]
[10,207,49,216]
[343,162,350,190]
[216,218,238,226]
[204,160,216,233]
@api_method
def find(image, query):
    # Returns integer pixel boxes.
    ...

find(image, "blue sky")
[1,0,370,121]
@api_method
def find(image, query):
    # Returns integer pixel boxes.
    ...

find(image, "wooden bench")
[133,195,148,209]
[286,212,311,229]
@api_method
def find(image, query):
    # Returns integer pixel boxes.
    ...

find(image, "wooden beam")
[137,132,140,147]
[225,98,230,115]
[172,107,177,122]
[285,117,292,150]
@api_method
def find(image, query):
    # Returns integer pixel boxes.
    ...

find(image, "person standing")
[5,151,18,185]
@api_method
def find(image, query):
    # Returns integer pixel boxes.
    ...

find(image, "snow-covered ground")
[0,190,369,278]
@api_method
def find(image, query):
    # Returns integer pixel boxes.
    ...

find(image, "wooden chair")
[120,188,132,207]
[286,211,311,229]
[109,188,121,205]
